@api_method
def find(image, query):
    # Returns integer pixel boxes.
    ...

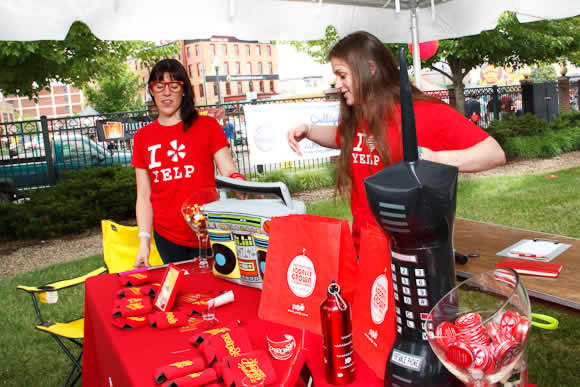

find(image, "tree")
[531,64,558,83]
[84,65,145,113]
[283,25,340,64]
[289,13,580,114]
[0,21,178,99]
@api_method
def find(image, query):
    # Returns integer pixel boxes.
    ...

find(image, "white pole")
[410,4,422,90]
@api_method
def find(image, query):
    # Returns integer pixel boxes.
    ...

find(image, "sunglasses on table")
[149,80,184,93]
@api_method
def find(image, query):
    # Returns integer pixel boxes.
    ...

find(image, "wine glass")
[425,268,531,387]
[181,187,219,273]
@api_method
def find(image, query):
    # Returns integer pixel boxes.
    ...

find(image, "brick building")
[128,37,279,106]
[0,82,85,120]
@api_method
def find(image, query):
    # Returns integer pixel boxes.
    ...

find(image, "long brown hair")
[329,31,439,199]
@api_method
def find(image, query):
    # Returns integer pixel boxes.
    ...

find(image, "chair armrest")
[16,266,107,293]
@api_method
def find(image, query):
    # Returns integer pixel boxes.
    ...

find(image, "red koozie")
[320,281,355,385]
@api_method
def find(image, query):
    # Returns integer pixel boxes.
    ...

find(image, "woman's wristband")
[229,172,246,180]
[138,231,151,240]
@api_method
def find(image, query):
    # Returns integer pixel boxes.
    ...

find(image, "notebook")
[495,259,563,278]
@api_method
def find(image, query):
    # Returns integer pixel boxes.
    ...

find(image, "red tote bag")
[351,224,396,379]
[258,214,358,334]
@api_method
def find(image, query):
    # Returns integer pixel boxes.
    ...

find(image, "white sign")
[243,101,341,167]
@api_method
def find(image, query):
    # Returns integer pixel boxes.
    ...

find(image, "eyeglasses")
[149,80,184,93]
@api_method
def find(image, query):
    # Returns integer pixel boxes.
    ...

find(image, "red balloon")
[407,40,439,60]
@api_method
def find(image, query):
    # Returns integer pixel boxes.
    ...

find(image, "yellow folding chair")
[16,267,107,387]
[101,219,164,273]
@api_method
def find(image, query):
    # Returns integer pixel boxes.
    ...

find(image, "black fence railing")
[1,84,577,195]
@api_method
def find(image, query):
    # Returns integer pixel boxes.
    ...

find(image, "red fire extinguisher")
[320,281,355,385]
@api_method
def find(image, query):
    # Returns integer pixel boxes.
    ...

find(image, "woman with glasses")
[131,59,244,267]
[287,31,506,252]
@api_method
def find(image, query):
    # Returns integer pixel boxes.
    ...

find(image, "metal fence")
[1,84,577,194]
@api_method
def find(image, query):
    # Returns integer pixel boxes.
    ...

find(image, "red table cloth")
[82,263,383,387]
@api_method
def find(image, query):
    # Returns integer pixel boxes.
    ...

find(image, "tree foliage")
[288,13,580,113]
[283,25,340,64]
[0,21,178,99]
[84,65,145,113]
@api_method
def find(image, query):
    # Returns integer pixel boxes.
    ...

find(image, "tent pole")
[410,4,422,90]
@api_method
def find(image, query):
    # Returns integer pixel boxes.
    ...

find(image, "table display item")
[205,176,306,289]
[113,296,153,317]
[425,268,532,386]
[112,315,149,330]
[494,259,563,278]
[258,214,358,335]
[220,350,277,387]
[154,264,185,312]
[118,271,154,286]
[149,311,189,329]
[266,334,296,361]
[320,281,355,385]
[364,49,459,385]
[198,326,254,366]
[182,187,220,274]
[161,368,218,387]
[154,354,206,384]
[351,224,397,379]
[117,283,161,298]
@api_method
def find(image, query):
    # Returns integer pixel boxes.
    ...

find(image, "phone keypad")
[391,250,431,341]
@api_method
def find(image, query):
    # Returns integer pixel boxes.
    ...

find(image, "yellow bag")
[101,220,164,273]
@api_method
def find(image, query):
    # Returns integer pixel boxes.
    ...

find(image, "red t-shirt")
[337,101,490,250]
[131,116,229,247]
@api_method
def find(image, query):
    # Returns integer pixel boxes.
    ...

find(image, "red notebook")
[496,259,563,278]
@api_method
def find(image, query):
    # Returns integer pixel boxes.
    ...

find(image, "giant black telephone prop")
[364,49,458,386]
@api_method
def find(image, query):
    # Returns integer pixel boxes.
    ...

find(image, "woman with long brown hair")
[288,31,505,251]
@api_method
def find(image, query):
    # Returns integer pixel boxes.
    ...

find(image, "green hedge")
[0,165,136,240]
[0,164,337,241]
[487,111,580,158]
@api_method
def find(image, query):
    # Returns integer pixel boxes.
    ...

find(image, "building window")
[199,84,204,98]
[213,83,218,95]
[256,45,261,56]
[267,46,271,56]
[195,45,200,56]
[197,63,203,77]
[223,62,229,74]
[189,65,194,77]
[210,44,215,55]
[246,63,252,74]
[225,82,231,96]
[234,45,239,56]
[249,81,254,92]
[270,80,275,92]
[268,62,273,74]
[244,45,250,56]
[259,81,264,92]
[220,44,227,56]
[258,63,263,74]
[187,47,191,57]
[235,62,241,75]
[64,95,69,103]
[237,82,243,95]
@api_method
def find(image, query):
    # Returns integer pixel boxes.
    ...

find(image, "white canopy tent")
[1,0,579,88]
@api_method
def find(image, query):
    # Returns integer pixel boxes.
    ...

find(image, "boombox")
[205,176,306,289]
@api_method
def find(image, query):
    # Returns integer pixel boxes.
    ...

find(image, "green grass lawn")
[2,167,579,386]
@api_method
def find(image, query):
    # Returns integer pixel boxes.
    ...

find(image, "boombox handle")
[215,175,294,209]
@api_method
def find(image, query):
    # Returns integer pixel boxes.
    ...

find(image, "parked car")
[0,133,132,201]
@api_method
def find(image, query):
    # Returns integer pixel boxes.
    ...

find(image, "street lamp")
[200,63,208,105]
[212,57,222,105]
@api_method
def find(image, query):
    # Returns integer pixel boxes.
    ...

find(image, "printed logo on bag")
[370,274,389,325]
[286,249,317,298]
